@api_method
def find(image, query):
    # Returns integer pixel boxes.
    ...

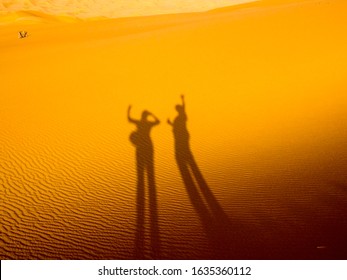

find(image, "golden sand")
[1,0,347,259]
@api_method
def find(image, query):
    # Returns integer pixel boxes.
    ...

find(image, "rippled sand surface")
[1,0,347,259]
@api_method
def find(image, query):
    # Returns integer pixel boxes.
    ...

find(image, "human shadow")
[128,105,160,259]
[168,96,246,258]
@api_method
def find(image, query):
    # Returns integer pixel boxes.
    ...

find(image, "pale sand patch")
[1,0,347,259]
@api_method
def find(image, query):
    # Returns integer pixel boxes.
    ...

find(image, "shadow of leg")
[147,160,160,259]
[189,156,230,223]
[135,161,145,259]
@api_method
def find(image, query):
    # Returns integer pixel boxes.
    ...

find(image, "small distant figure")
[18,31,28,39]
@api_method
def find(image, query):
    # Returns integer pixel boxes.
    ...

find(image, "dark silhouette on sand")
[128,105,160,259]
[18,31,28,39]
[168,95,237,258]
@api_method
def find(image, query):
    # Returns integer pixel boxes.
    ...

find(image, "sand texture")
[1,0,347,259]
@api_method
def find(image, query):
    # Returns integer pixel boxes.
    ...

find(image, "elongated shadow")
[168,96,237,258]
[128,106,160,259]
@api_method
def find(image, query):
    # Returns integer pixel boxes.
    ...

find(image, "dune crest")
[1,0,258,20]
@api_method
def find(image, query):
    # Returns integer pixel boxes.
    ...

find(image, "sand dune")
[0,10,83,25]
[1,0,347,259]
